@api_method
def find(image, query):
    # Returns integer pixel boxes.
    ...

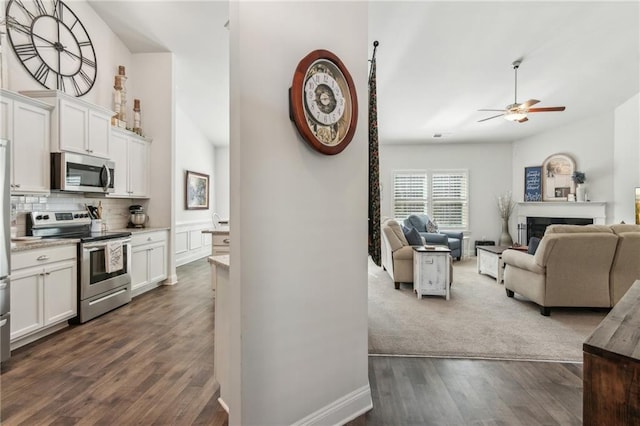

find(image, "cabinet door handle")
[45,272,51,275]
[14,183,21,188]
[223,238,230,244]
[37,255,49,261]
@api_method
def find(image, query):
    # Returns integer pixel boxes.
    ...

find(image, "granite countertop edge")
[11,238,80,252]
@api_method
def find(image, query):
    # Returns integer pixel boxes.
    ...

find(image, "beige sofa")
[503,224,640,316]
[381,218,415,289]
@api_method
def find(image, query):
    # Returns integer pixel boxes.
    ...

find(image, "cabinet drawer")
[12,245,77,271]
[212,234,230,247]
[131,230,168,247]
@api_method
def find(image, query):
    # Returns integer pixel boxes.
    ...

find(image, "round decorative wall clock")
[5,0,97,97]
[289,49,358,155]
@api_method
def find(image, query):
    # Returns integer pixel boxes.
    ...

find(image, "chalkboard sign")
[524,166,542,202]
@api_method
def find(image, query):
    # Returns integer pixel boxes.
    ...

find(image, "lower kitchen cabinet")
[131,230,168,296]
[10,245,77,348]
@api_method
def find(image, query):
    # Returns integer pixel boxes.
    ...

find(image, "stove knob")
[36,215,43,220]
[74,214,79,218]
[83,214,89,218]
[43,215,50,220]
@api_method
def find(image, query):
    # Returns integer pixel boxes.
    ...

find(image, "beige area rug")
[368,258,608,362]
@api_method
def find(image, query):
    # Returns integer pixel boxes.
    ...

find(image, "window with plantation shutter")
[392,171,428,219]
[392,169,469,230]
[431,170,468,229]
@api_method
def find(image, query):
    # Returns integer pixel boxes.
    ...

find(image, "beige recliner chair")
[609,224,640,305]
[381,218,415,289]
[503,225,618,316]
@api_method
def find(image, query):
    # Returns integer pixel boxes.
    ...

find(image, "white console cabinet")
[0,89,52,194]
[21,90,114,159]
[109,128,150,198]
[10,245,77,349]
[131,230,168,296]
[413,246,451,300]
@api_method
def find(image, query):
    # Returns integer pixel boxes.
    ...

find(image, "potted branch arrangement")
[497,191,516,246]
[572,171,586,202]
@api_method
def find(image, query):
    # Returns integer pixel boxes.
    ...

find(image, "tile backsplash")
[10,193,146,236]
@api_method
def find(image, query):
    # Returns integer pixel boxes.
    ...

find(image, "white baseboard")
[291,384,372,426]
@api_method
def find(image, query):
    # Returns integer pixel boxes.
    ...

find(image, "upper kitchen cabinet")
[21,90,114,159]
[109,127,151,198]
[0,90,53,195]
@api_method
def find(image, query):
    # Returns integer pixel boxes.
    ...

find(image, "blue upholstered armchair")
[403,214,463,260]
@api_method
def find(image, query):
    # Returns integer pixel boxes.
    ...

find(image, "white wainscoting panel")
[175,220,214,267]
[175,231,188,255]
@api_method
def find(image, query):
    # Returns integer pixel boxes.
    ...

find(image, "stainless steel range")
[27,211,132,323]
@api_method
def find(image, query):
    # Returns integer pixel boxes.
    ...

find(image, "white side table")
[413,246,451,300]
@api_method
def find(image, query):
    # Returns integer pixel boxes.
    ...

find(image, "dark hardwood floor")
[1,259,584,425]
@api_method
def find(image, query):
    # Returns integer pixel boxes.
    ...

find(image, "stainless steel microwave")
[51,152,115,193]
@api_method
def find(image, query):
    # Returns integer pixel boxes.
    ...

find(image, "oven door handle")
[83,238,131,250]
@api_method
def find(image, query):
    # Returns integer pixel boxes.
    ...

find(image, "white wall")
[380,143,513,246]
[512,111,615,221]
[174,106,216,266]
[5,1,132,111]
[214,146,230,220]
[229,2,370,425]
[613,92,640,223]
[175,106,216,224]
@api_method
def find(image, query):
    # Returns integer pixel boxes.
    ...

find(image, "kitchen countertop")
[11,238,80,252]
[202,226,229,235]
[208,255,229,269]
[110,227,170,234]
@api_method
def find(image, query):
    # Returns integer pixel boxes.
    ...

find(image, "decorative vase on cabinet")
[499,218,513,246]
[576,184,586,202]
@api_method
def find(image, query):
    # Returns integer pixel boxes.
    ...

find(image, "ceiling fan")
[478,59,566,123]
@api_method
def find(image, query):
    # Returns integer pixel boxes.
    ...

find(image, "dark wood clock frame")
[289,49,358,155]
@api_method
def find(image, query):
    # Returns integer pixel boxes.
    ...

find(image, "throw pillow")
[426,219,439,233]
[403,227,423,246]
[528,237,541,255]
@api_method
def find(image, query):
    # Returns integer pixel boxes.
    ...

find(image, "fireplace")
[526,216,593,242]
[516,202,607,244]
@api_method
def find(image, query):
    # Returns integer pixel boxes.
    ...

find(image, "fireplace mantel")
[516,202,607,225]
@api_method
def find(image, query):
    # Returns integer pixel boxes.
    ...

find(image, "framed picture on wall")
[185,170,210,210]
[541,153,576,201]
[524,166,542,202]
[636,187,640,225]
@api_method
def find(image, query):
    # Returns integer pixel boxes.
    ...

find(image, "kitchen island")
[209,254,230,414]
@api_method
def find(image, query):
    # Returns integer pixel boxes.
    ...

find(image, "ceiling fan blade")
[519,99,540,109]
[518,117,529,123]
[478,113,504,122]
[478,109,506,112]
[528,106,566,112]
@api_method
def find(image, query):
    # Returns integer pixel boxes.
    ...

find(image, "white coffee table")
[476,245,511,283]
[413,246,451,300]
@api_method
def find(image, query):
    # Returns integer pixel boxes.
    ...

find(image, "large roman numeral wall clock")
[5,0,97,97]
[289,49,358,155]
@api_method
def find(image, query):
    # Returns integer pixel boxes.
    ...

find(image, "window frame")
[391,169,469,231]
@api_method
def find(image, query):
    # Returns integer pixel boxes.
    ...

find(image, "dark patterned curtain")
[368,41,381,266]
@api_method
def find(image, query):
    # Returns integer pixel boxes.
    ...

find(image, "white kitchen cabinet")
[21,90,114,159]
[131,230,168,296]
[0,89,52,194]
[109,128,150,198]
[10,245,77,348]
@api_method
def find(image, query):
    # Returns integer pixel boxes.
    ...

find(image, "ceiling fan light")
[504,112,527,122]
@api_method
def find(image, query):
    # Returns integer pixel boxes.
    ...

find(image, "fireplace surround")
[516,202,606,244]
